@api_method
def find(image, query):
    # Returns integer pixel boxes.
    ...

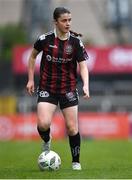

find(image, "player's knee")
[37,118,51,131]
[67,126,78,136]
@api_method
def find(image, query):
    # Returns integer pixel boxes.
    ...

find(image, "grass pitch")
[0,139,132,179]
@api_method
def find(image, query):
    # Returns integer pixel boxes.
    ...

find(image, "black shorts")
[37,89,79,109]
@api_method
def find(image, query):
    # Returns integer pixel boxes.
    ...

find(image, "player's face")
[55,13,72,34]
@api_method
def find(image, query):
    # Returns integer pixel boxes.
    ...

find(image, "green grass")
[0,139,132,179]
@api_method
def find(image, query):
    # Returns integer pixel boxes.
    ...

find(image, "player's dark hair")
[53,7,71,21]
[70,30,82,37]
[53,7,82,37]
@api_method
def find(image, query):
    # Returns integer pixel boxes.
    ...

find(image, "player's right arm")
[26,48,39,95]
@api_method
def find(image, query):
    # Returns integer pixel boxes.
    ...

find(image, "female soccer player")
[26,7,90,170]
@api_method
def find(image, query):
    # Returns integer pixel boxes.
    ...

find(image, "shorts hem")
[60,102,78,110]
[37,99,58,106]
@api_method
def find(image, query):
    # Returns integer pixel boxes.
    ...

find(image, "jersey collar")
[54,28,70,40]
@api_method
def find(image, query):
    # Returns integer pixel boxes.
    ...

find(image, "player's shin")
[37,126,50,142]
[68,132,81,163]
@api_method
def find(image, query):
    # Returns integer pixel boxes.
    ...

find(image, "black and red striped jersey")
[34,30,88,94]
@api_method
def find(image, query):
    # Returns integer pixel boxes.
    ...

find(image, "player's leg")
[60,90,81,170]
[62,105,78,136]
[62,106,81,170]
[37,102,57,151]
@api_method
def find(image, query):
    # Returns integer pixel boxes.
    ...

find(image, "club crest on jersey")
[65,44,73,55]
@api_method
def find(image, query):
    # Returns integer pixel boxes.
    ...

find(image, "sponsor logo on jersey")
[46,55,72,63]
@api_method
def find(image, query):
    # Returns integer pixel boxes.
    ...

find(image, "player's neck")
[55,28,70,40]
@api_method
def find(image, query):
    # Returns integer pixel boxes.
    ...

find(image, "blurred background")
[0,0,132,141]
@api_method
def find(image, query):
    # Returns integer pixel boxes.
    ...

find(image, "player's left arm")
[79,61,90,99]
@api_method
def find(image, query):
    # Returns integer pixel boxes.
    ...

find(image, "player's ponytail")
[70,30,83,37]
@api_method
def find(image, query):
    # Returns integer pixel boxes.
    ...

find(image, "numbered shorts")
[37,89,79,109]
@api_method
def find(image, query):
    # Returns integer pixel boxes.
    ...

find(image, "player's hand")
[26,80,35,96]
[83,85,90,99]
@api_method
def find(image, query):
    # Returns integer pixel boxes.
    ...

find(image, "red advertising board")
[12,46,40,74]
[0,112,130,141]
[86,46,132,74]
[79,112,129,139]
[0,113,66,141]
[12,45,132,74]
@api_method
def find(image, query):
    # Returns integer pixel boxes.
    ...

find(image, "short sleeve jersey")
[34,31,88,94]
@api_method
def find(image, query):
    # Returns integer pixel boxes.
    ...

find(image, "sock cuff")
[37,126,50,142]
[37,126,50,133]
[69,132,80,139]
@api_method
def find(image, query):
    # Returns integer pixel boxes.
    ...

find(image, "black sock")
[37,126,50,142]
[69,132,81,163]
